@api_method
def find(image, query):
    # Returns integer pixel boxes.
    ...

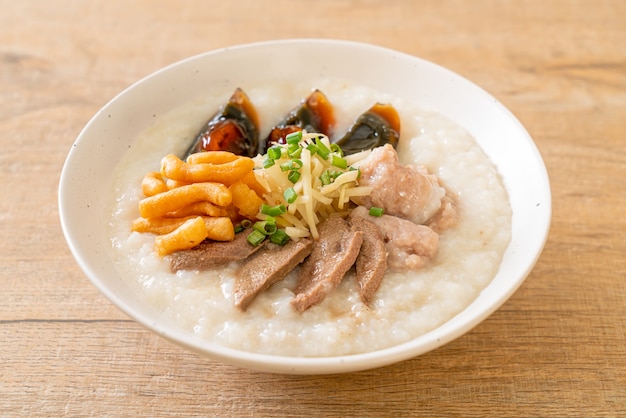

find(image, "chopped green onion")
[288,145,302,158]
[241,219,253,228]
[253,220,277,236]
[247,229,267,246]
[284,187,298,204]
[263,157,275,169]
[267,146,282,160]
[320,170,342,185]
[369,207,385,217]
[330,143,343,156]
[269,229,290,245]
[280,159,303,172]
[315,138,330,159]
[331,154,347,169]
[306,143,318,155]
[285,130,302,144]
[319,170,331,186]
[261,204,286,216]
[287,170,301,183]
[234,225,245,234]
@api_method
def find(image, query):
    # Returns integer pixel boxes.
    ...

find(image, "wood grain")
[1,0,624,416]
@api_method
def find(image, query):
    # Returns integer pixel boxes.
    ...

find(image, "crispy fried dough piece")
[138,182,232,219]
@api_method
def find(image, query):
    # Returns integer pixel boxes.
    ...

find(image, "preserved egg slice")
[334,103,400,155]
[183,88,260,158]
[263,89,335,152]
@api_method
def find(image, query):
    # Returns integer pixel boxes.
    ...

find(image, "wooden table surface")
[2,0,625,416]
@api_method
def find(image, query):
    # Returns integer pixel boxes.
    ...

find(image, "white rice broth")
[109,80,512,357]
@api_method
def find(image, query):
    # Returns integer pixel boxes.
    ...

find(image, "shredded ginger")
[252,132,372,239]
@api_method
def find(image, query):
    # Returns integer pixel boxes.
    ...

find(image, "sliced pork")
[354,144,447,225]
[169,229,264,272]
[350,206,439,271]
[234,239,313,310]
[349,216,388,304]
[292,216,363,313]
[425,195,459,233]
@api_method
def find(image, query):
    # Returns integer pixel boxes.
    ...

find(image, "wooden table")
[2,1,624,415]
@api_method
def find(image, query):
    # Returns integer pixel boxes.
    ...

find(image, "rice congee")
[108,80,512,357]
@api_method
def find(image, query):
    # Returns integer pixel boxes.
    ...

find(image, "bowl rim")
[59,38,551,374]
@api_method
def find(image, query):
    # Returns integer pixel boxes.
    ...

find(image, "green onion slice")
[315,138,330,159]
[320,170,343,185]
[331,154,347,169]
[284,187,298,204]
[306,143,318,155]
[263,158,275,169]
[253,220,277,236]
[319,170,331,186]
[330,143,343,156]
[288,146,302,159]
[369,207,385,217]
[285,130,302,144]
[280,159,303,172]
[287,170,301,184]
[267,146,282,160]
[261,204,286,216]
[269,229,290,245]
[247,229,267,246]
[263,215,276,224]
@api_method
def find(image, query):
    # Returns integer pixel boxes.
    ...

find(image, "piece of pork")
[292,216,363,313]
[425,194,459,233]
[350,206,439,271]
[348,216,388,304]
[169,229,264,272]
[234,238,313,310]
[353,144,446,225]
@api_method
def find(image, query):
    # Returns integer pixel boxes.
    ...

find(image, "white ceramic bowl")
[59,39,551,374]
